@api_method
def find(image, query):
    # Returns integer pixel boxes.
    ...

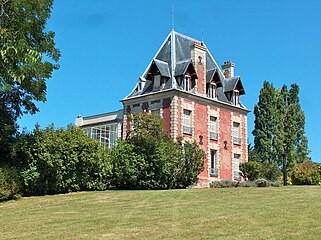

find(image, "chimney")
[191,41,207,94]
[222,60,235,78]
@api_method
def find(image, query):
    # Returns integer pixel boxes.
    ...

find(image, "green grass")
[1,186,321,239]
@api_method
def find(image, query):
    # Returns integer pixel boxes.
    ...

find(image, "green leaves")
[0,0,60,151]
[252,81,309,178]
[12,125,112,196]
[110,113,205,189]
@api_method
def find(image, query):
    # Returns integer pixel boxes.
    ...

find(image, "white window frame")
[233,154,241,179]
[209,116,218,140]
[183,109,192,134]
[183,75,190,91]
[83,123,118,149]
[233,122,241,145]
[210,150,218,177]
[209,83,216,99]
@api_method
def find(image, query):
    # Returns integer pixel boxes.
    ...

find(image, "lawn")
[1,186,321,240]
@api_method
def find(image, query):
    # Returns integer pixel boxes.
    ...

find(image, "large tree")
[0,0,60,158]
[252,81,309,178]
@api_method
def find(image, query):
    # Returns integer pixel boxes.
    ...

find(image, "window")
[153,75,161,90]
[233,154,241,179]
[233,91,240,105]
[83,123,118,149]
[183,75,190,91]
[208,83,216,99]
[209,116,218,140]
[183,109,192,134]
[233,122,241,145]
[210,150,218,177]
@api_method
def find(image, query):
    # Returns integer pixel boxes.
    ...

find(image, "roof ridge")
[174,31,201,43]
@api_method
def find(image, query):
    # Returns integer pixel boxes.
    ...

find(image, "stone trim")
[170,96,178,140]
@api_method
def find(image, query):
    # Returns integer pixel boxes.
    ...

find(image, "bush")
[0,166,20,201]
[110,113,205,190]
[290,161,320,185]
[255,178,271,187]
[209,180,239,188]
[239,161,264,181]
[12,124,111,196]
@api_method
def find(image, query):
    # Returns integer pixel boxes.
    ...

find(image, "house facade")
[76,30,249,187]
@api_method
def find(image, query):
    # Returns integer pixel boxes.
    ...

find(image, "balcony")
[233,137,242,145]
[209,132,218,140]
[183,126,192,135]
[210,168,218,177]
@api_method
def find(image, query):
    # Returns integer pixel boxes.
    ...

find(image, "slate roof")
[124,30,246,109]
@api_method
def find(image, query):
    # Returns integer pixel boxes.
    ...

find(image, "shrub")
[255,178,271,187]
[209,180,239,188]
[290,161,320,185]
[239,161,264,181]
[12,124,111,196]
[111,113,205,190]
[0,166,20,201]
[175,138,205,188]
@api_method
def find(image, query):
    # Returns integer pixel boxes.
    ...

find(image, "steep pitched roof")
[124,30,246,109]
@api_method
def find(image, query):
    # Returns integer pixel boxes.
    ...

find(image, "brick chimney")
[191,41,207,95]
[222,60,235,78]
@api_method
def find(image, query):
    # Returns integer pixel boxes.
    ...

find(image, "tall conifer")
[252,81,309,178]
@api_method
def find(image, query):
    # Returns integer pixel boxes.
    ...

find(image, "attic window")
[233,91,240,106]
[183,75,190,91]
[153,75,161,90]
[208,83,216,99]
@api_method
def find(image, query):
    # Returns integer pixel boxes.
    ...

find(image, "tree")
[12,125,111,196]
[290,161,320,185]
[110,113,205,189]
[0,0,60,157]
[252,81,309,179]
[281,84,309,169]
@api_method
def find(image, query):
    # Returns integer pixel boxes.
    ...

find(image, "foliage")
[12,125,111,196]
[209,180,239,188]
[239,161,264,181]
[111,113,205,189]
[0,166,20,201]
[290,160,320,185]
[0,0,60,160]
[175,137,205,188]
[252,81,309,179]
[255,178,271,187]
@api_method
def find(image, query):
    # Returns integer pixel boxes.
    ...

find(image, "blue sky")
[18,0,321,162]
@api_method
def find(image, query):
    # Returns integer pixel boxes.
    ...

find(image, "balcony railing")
[233,137,242,145]
[210,168,218,177]
[183,126,192,135]
[209,132,218,140]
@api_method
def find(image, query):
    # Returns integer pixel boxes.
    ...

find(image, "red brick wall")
[219,109,232,179]
[163,98,171,136]
[194,103,208,178]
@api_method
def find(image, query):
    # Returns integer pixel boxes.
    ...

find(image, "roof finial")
[172,4,175,30]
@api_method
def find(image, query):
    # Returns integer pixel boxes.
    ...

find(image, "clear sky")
[18,0,321,162]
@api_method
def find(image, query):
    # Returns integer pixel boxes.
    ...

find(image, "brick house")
[75,30,249,187]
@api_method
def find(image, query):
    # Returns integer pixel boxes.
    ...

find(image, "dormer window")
[183,75,190,91]
[153,75,161,91]
[208,83,217,99]
[233,91,240,105]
